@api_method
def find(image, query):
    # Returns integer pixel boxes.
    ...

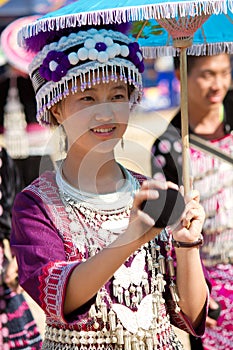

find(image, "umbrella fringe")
[141,46,177,58]
[18,0,230,44]
[187,42,233,55]
[141,42,233,58]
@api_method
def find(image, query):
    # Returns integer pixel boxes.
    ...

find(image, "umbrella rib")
[201,26,207,44]
[226,13,233,23]
[136,20,148,40]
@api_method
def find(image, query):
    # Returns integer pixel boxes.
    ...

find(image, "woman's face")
[51,79,131,155]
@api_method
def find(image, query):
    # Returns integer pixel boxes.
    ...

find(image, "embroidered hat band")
[28,27,144,125]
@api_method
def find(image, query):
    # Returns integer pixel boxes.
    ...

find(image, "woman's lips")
[91,126,116,136]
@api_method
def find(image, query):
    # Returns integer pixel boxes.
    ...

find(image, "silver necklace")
[56,162,140,233]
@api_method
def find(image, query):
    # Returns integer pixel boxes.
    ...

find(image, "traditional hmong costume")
[11,168,208,349]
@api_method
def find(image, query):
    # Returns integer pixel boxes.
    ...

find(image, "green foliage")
[130,20,164,39]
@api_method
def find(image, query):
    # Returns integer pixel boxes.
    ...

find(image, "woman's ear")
[50,102,63,125]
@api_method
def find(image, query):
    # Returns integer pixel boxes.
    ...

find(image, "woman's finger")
[141,179,179,191]
[133,189,159,208]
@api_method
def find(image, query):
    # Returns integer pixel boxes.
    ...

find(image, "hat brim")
[0,15,38,73]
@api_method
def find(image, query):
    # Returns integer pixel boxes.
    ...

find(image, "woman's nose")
[94,103,114,121]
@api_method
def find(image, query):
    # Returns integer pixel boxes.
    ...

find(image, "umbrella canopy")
[130,10,233,57]
[17,0,233,194]
[0,16,38,73]
[17,0,233,57]
[18,0,232,42]
[19,0,232,24]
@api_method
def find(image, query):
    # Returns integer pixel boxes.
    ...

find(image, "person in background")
[151,53,233,350]
[10,5,209,349]
[0,146,42,349]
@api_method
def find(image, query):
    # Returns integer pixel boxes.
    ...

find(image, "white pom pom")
[114,43,121,56]
[104,37,114,46]
[84,38,95,49]
[106,46,117,59]
[97,51,109,63]
[68,52,79,65]
[88,48,98,60]
[121,45,130,57]
[93,34,104,42]
[77,47,89,61]
[49,61,58,72]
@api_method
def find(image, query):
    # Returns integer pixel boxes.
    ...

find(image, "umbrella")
[17,0,233,193]
[0,16,38,73]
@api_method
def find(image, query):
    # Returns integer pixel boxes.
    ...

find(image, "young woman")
[11,7,209,349]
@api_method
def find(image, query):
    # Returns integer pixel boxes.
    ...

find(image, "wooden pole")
[180,47,191,195]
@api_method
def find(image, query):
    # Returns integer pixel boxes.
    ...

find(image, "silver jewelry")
[56,162,140,252]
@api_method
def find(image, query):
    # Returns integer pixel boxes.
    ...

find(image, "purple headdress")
[18,18,144,125]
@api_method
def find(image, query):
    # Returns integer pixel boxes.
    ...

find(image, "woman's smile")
[91,125,116,138]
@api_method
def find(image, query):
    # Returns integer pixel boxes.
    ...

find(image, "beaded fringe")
[42,324,184,350]
[18,0,230,44]
[141,42,233,58]
[35,62,142,124]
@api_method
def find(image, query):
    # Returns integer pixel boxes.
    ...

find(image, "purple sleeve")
[167,291,209,336]
[10,190,83,323]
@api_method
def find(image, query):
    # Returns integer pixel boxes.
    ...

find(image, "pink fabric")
[201,264,233,350]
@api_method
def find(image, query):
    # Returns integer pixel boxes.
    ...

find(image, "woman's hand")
[171,189,205,243]
[117,180,180,246]
[4,256,23,293]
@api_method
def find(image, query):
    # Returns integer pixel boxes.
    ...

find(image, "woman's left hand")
[172,189,205,243]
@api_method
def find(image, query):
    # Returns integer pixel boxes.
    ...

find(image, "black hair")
[173,55,202,75]
[174,53,231,76]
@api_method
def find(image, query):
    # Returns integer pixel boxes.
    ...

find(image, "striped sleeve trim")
[39,260,80,323]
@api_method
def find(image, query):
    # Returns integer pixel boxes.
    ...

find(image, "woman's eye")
[112,94,126,100]
[81,96,95,101]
